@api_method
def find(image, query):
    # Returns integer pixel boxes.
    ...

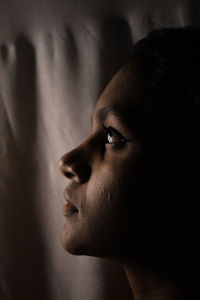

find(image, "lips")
[62,200,78,217]
[62,188,79,217]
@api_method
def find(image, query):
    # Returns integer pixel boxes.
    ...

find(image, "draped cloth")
[0,1,199,299]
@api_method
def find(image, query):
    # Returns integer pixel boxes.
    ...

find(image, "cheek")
[85,160,138,227]
[85,171,114,219]
[81,162,146,256]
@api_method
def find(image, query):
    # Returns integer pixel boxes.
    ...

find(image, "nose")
[58,143,91,183]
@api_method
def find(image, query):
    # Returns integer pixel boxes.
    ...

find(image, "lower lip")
[62,201,78,217]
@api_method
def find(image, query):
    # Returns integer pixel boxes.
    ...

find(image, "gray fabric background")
[0,1,200,299]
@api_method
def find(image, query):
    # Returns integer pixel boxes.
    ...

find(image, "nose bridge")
[64,137,91,165]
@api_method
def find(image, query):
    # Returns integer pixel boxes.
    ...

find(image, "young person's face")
[59,61,174,259]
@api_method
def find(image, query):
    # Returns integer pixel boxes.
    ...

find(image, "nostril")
[59,153,91,182]
[58,158,75,179]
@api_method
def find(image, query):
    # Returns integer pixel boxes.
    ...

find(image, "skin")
[58,61,196,299]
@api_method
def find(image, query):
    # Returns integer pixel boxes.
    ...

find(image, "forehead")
[93,61,166,141]
[95,61,143,114]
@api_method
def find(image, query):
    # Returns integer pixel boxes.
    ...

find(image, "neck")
[120,260,184,300]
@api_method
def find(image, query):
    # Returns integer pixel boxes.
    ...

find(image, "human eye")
[102,125,130,146]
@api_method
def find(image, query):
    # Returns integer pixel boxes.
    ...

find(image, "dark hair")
[128,27,200,253]
[129,27,200,144]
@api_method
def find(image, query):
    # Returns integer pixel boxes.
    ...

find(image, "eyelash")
[102,125,130,146]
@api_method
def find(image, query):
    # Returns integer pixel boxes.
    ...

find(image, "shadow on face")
[58,60,198,269]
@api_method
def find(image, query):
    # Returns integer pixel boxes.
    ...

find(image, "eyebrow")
[92,105,142,140]
[91,104,140,135]
[95,106,125,123]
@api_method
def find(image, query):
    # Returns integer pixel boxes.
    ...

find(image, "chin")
[61,227,84,255]
[61,229,128,259]
[60,226,97,256]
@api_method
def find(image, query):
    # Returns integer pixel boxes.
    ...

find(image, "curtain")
[0,0,199,299]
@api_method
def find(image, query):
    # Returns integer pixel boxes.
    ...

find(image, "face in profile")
[59,60,176,260]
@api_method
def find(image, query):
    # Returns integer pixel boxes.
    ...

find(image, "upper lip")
[63,187,78,211]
